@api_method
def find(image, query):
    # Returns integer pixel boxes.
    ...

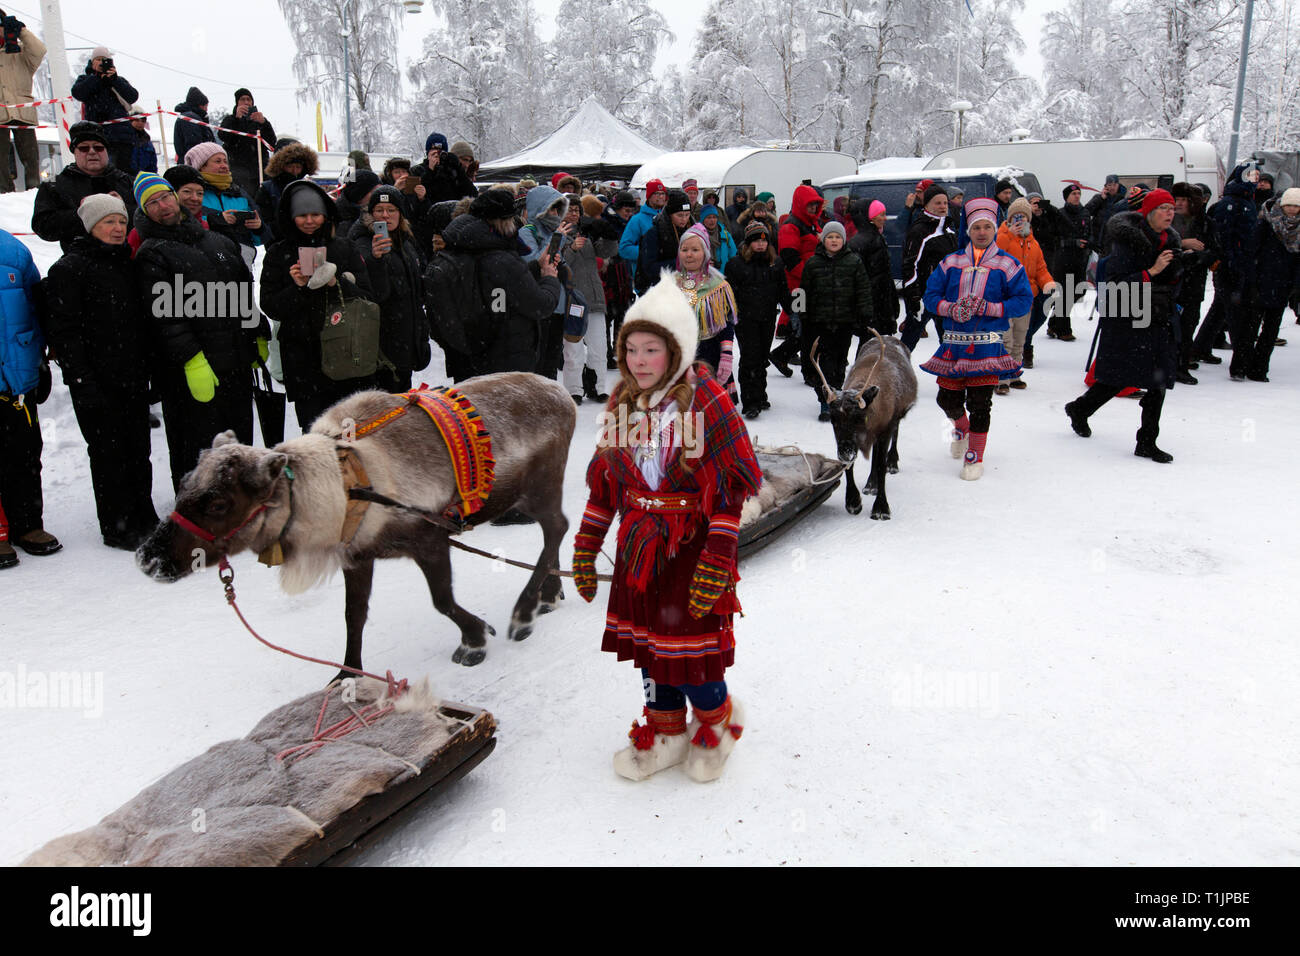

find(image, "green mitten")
[184,352,220,403]
[252,336,269,368]
[572,548,598,602]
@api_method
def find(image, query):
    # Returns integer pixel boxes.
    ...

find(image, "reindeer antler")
[809,337,836,405]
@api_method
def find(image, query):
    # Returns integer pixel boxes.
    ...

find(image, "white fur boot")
[613,710,689,781]
[684,698,745,783]
[950,432,969,460]
[959,460,984,480]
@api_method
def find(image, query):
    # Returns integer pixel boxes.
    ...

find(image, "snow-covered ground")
[3,190,1297,866]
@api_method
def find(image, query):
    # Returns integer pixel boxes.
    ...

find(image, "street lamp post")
[951,100,973,148]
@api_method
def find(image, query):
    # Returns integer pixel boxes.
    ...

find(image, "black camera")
[101,57,114,71]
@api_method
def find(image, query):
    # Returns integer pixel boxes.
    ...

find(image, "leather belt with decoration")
[942,331,1004,345]
[623,489,700,514]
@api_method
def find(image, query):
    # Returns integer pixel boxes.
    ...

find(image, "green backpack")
[319,284,388,381]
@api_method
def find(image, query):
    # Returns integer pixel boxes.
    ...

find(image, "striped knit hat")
[133,171,173,210]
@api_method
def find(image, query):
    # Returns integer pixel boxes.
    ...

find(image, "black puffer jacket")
[1252,202,1300,312]
[410,157,477,205]
[1030,200,1069,275]
[351,216,430,375]
[172,87,215,165]
[438,213,562,374]
[1095,212,1182,391]
[848,222,900,333]
[39,236,150,395]
[724,252,793,326]
[30,163,136,252]
[70,63,138,145]
[901,212,958,312]
[799,244,873,329]
[135,210,265,377]
[637,211,690,288]
[260,180,373,397]
[218,109,275,192]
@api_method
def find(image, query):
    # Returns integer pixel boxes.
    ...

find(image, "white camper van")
[926,139,1223,203]
[631,148,857,217]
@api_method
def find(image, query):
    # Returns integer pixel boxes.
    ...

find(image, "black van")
[820,166,1044,280]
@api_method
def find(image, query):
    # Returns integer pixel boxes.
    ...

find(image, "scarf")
[676,268,735,340]
[200,170,233,192]
[1267,203,1300,253]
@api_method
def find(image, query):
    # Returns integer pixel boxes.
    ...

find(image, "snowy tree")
[1039,0,1136,139]
[548,0,674,130]
[275,0,402,152]
[681,0,754,148]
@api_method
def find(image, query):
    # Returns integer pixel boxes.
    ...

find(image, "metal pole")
[156,98,168,164]
[953,0,963,148]
[39,0,73,164]
[1227,0,1255,170]
[342,0,353,154]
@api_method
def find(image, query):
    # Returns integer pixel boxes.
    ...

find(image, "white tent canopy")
[477,98,665,183]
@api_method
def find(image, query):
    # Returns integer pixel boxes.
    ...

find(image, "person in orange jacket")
[994,198,1057,391]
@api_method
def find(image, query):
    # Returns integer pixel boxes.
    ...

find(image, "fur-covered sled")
[737,447,843,560]
[21,679,495,867]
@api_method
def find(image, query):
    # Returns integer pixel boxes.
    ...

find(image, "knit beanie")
[184,141,226,171]
[678,223,711,266]
[342,169,380,204]
[614,190,640,210]
[665,188,691,214]
[367,185,404,214]
[233,88,253,103]
[77,193,128,232]
[91,46,112,60]
[915,178,935,192]
[755,192,774,204]
[645,178,667,200]
[1139,188,1175,216]
[820,221,846,242]
[132,171,173,211]
[1281,187,1300,207]
[744,221,770,242]
[1007,197,1033,220]
[922,184,948,207]
[288,186,328,218]
[162,164,204,192]
[425,131,449,154]
[347,149,371,171]
[1127,188,1149,210]
[68,121,107,148]
[1104,173,1121,185]
[867,200,886,220]
[1062,183,1081,202]
[995,179,1013,196]
[699,204,720,222]
[469,188,516,221]
[682,178,699,193]
[449,141,475,162]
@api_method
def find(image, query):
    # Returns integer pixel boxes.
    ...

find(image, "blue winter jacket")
[0,229,45,397]
[518,185,567,263]
[618,203,658,264]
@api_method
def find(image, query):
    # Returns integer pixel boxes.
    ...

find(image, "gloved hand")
[184,352,220,403]
[571,499,614,603]
[307,260,337,290]
[688,513,740,618]
[252,336,269,368]
[572,548,597,602]
[717,337,734,385]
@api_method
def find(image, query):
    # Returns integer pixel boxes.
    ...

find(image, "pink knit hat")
[867,199,886,220]
[677,223,711,269]
[185,141,227,171]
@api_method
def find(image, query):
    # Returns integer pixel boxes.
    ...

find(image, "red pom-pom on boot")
[613,707,689,781]
[685,697,745,783]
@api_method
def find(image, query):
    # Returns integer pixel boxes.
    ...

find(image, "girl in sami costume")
[919,197,1033,481]
[674,224,740,401]
[572,274,762,782]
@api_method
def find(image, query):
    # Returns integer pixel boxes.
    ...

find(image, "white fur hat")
[618,270,699,409]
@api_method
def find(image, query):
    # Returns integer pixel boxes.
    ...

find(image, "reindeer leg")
[864,440,878,494]
[887,423,901,474]
[508,501,568,641]
[870,432,891,520]
[414,532,493,667]
[845,461,863,515]
[339,559,375,683]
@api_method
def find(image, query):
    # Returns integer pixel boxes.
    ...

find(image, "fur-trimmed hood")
[265,142,320,179]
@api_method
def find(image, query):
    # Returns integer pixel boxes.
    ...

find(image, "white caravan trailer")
[630,148,857,216]
[926,139,1223,202]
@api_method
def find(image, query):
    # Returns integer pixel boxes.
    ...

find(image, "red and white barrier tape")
[0,95,75,110]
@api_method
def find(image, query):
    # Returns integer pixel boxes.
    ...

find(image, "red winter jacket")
[778,184,825,292]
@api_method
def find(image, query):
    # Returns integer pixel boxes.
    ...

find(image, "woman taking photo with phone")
[185,142,266,269]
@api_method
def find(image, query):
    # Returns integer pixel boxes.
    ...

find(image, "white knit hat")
[77,193,128,232]
[1280,187,1300,207]
[618,271,699,409]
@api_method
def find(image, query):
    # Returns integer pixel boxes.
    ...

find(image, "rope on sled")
[752,444,849,487]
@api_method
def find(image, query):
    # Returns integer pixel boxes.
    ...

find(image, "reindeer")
[811,330,918,519]
[137,373,575,675]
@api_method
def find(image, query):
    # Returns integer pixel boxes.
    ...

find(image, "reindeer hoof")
[537,590,563,615]
[887,463,899,475]
[452,645,486,666]
[508,622,533,642]
[846,501,863,516]
[863,481,877,494]
[870,508,891,521]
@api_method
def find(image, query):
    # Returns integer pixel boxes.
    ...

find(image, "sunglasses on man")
[75,143,106,153]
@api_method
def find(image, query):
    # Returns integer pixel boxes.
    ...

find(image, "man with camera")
[71,46,138,175]
[218,88,276,195]
[0,10,45,193]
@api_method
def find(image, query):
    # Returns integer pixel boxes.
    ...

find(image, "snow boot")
[15,528,62,556]
[1022,344,1034,368]
[1064,400,1091,437]
[684,697,745,783]
[959,433,987,480]
[613,708,689,781]
[0,540,17,569]
[949,416,969,459]
[1134,441,1173,464]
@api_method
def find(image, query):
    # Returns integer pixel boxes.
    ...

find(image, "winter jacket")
[410,156,477,206]
[995,222,1055,297]
[847,221,900,334]
[1172,206,1215,308]
[172,87,215,165]
[30,161,136,252]
[562,225,607,312]
[777,184,825,292]
[260,180,373,397]
[735,206,779,246]
[135,210,266,378]
[1087,190,1124,249]
[1058,201,1094,278]
[0,228,43,397]
[725,200,750,241]
[71,61,138,144]
[1251,202,1300,312]
[218,106,276,193]
[0,27,45,125]
[1210,164,1260,290]
[1030,200,1068,276]
[201,180,267,249]
[437,213,562,375]
[699,206,737,270]
[518,186,568,264]
[39,235,150,396]
[799,243,873,330]
[637,211,691,290]
[1094,211,1183,391]
[724,251,793,328]
[618,202,659,269]
[351,216,430,375]
[126,127,157,178]
[901,211,958,310]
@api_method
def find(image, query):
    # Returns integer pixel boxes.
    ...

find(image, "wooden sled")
[22,680,496,868]
[738,447,843,561]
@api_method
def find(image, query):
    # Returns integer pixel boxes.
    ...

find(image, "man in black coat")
[1086,174,1123,248]
[1054,183,1093,339]
[1065,189,1182,463]
[218,88,275,195]
[70,47,138,173]
[30,122,134,252]
[900,184,957,349]
[172,86,215,165]
[1170,182,1215,383]
[134,172,266,489]
[436,188,561,377]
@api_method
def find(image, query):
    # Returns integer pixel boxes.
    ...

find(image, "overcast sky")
[10,0,1058,157]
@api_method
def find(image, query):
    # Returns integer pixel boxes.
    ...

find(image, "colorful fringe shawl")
[678,270,737,340]
[586,365,760,593]
[406,386,495,521]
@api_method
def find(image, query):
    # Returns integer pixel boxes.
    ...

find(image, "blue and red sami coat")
[581,365,761,686]
[920,242,1033,382]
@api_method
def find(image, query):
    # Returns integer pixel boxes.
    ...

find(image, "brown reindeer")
[812,330,918,519]
[137,373,575,675]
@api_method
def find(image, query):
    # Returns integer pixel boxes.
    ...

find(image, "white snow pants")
[563,311,608,396]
